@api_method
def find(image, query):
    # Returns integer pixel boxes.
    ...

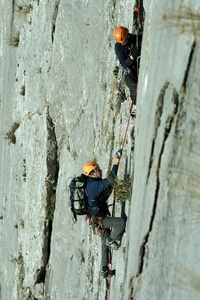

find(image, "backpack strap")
[85,187,99,215]
[72,210,77,223]
[85,178,100,214]
[70,194,77,223]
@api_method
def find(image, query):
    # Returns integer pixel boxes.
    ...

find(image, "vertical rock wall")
[123,1,200,299]
[0,0,134,299]
[1,0,199,299]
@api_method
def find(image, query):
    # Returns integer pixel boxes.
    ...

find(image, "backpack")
[69,174,89,222]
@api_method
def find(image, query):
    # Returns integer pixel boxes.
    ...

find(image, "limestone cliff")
[0,0,200,300]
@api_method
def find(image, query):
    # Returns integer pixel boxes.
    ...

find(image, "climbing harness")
[87,210,110,237]
[96,218,104,237]
[88,216,105,237]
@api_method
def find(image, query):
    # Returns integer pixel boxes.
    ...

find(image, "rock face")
[123,1,200,300]
[0,0,200,300]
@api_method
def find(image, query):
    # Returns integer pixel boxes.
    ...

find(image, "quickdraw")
[95,218,104,237]
[87,212,109,237]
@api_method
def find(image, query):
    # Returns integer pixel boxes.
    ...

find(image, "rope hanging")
[107,2,143,297]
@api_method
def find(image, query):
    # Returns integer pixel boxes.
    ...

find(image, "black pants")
[125,73,137,102]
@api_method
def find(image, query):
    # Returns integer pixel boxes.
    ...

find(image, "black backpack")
[69,174,89,222]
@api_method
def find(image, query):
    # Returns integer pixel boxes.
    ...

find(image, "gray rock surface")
[0,0,200,299]
[123,1,200,299]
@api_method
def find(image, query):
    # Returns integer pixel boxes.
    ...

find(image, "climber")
[114,26,142,103]
[83,153,126,278]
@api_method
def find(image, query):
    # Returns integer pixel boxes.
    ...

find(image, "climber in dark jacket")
[83,154,126,278]
[114,26,142,101]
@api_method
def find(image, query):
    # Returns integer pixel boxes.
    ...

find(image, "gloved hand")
[131,47,140,58]
[116,148,123,157]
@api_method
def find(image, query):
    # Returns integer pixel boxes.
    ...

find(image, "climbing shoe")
[131,113,136,118]
[101,267,109,278]
[117,90,126,103]
[131,104,136,118]
[105,238,120,250]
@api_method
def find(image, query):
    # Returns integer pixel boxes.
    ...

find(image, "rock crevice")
[138,86,179,276]
[51,0,61,43]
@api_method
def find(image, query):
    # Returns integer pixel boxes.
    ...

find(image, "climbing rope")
[107,84,137,300]
[107,3,143,297]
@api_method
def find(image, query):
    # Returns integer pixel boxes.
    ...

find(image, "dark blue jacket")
[115,34,142,70]
[86,165,118,216]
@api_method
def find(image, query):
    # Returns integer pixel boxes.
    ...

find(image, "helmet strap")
[94,169,99,178]
[88,168,99,178]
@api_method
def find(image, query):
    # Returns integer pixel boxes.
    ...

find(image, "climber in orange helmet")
[114,26,142,103]
[83,151,126,278]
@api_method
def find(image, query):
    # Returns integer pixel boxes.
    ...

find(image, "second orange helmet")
[114,27,129,43]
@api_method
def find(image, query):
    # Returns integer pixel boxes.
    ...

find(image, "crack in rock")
[52,0,61,43]
[44,109,59,272]
[147,81,170,182]
[182,40,196,93]
[11,0,15,27]
[138,86,179,276]
[34,108,59,293]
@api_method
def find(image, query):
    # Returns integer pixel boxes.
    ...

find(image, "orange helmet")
[114,27,129,43]
[83,162,98,176]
